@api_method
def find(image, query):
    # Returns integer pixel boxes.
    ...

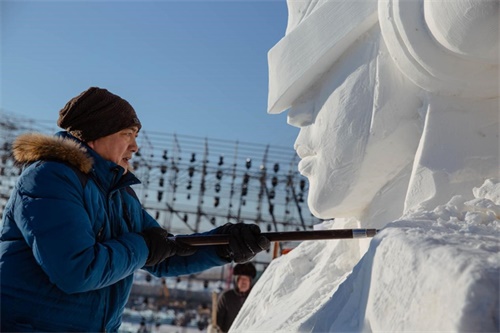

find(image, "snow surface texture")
[230,0,499,332]
[234,181,499,332]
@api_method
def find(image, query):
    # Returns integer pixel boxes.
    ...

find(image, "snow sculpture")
[230,1,499,332]
[267,0,499,228]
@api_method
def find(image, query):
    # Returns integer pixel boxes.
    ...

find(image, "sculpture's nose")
[286,92,318,128]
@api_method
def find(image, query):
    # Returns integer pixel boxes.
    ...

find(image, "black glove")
[140,227,197,266]
[214,223,270,263]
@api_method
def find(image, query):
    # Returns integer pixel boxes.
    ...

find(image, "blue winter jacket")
[0,132,228,332]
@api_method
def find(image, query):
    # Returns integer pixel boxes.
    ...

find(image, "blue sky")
[1,0,298,148]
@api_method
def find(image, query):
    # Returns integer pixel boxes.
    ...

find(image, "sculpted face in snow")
[288,30,422,226]
[268,0,499,227]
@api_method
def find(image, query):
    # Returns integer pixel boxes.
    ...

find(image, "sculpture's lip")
[298,156,315,177]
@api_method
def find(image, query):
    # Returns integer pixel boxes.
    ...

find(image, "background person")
[0,87,270,332]
[216,262,257,333]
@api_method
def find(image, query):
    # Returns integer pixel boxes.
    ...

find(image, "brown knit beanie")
[57,87,142,142]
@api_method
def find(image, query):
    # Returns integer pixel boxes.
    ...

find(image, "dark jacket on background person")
[216,263,257,332]
[216,288,251,333]
[0,131,227,332]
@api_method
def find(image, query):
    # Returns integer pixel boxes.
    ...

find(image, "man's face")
[236,275,252,293]
[87,127,139,174]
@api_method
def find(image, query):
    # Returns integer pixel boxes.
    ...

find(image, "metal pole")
[171,228,380,246]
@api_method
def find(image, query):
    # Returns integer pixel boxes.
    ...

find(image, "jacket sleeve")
[14,162,150,294]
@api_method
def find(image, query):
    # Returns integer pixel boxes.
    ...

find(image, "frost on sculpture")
[230,0,499,332]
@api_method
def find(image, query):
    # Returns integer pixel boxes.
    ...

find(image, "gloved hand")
[140,227,197,266]
[214,223,270,263]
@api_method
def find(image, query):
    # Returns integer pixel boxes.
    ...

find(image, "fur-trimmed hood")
[12,132,94,174]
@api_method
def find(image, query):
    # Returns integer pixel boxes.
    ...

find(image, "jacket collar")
[13,131,141,191]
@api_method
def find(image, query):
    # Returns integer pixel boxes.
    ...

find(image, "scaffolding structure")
[0,110,322,239]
